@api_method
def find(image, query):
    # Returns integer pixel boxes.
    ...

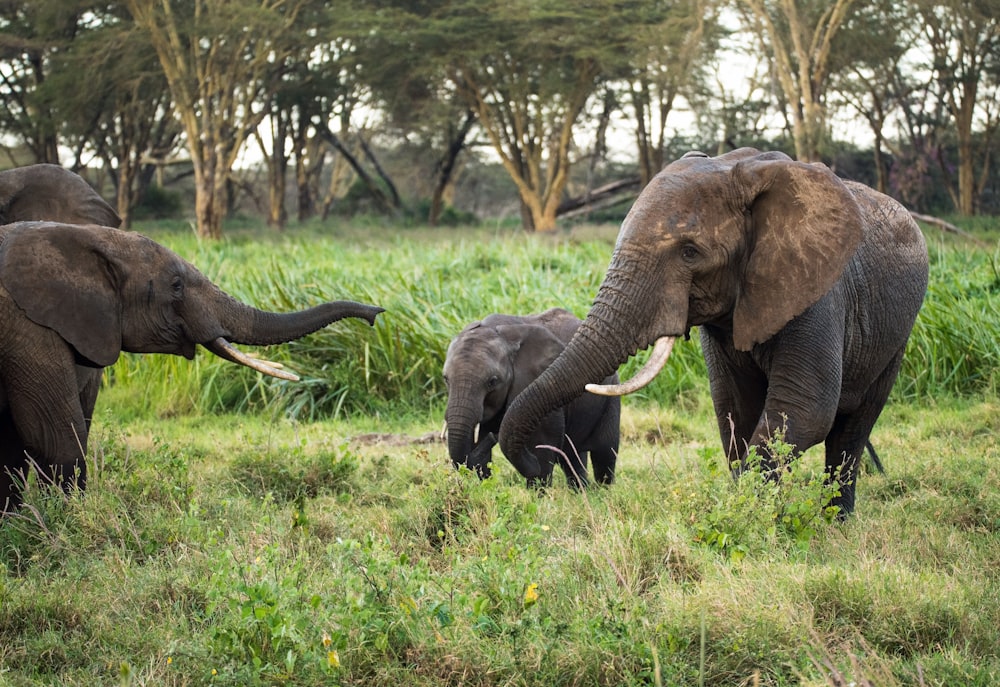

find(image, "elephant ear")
[496,323,567,402]
[0,223,123,366]
[731,157,864,351]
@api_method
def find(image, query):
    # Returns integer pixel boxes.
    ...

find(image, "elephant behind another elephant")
[443,308,621,488]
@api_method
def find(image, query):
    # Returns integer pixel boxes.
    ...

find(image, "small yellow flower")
[523,583,539,607]
[327,650,341,668]
[211,668,218,676]
[540,525,550,531]
[322,632,332,648]
[166,656,173,665]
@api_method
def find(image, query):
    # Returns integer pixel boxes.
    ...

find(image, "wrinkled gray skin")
[499,148,929,516]
[0,164,122,228]
[0,222,384,512]
[444,308,621,488]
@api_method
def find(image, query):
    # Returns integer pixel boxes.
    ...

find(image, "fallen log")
[909,211,990,247]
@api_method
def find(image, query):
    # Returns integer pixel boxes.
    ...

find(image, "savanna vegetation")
[0,217,997,686]
[2,1,999,685]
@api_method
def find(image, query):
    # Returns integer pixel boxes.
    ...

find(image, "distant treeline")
[1,1,998,236]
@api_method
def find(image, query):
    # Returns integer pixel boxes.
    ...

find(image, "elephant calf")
[443,308,621,488]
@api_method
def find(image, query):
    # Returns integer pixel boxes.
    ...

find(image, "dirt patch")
[350,432,443,447]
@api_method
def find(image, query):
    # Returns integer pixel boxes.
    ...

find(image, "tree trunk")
[194,158,225,240]
[267,109,288,230]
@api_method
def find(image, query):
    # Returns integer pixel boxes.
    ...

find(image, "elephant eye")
[171,276,184,298]
[681,244,700,262]
[486,375,500,390]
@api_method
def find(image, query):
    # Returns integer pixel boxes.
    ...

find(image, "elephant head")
[443,311,571,477]
[0,222,382,373]
[497,148,874,482]
[0,164,122,228]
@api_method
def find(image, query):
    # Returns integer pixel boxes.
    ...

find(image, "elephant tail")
[864,440,885,474]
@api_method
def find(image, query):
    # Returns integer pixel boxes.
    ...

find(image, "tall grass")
[897,237,1000,397]
[101,225,708,421]
[100,223,998,422]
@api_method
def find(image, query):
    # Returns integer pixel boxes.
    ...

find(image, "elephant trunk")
[445,401,479,468]
[499,296,644,478]
[221,298,383,346]
[198,285,383,378]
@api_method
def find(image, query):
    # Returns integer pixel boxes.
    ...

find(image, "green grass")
[1,219,998,686]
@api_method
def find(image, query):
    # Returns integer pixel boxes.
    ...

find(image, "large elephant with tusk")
[498,148,928,516]
[0,221,383,512]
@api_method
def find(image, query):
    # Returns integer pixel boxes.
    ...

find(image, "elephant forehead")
[619,174,738,244]
[445,330,509,365]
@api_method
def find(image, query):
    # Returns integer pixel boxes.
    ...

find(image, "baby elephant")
[443,308,620,488]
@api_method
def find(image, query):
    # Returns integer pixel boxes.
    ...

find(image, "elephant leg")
[824,346,907,516]
[587,399,620,485]
[0,411,29,513]
[589,446,617,485]
[702,333,768,473]
[739,312,845,476]
[524,413,564,489]
[77,366,104,434]
[5,351,89,496]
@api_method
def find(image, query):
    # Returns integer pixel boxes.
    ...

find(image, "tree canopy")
[1,0,998,235]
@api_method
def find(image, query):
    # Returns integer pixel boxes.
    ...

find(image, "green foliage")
[99,224,704,422]
[684,429,841,562]
[229,440,359,503]
[133,184,184,220]
[1,392,999,684]
[898,238,1000,397]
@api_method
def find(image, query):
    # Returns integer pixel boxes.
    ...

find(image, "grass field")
[1,219,998,686]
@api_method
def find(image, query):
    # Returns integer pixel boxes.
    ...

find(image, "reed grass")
[100,223,998,423]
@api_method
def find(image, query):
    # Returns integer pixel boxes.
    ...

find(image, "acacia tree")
[827,0,917,193]
[630,0,721,186]
[418,0,664,232]
[736,0,860,161]
[0,0,99,164]
[124,0,319,238]
[46,6,181,227]
[914,0,1000,215]
[352,2,479,226]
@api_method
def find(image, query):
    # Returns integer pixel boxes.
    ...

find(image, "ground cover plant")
[1,219,998,686]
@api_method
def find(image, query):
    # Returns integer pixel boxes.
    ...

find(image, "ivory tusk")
[473,422,480,445]
[585,336,676,396]
[206,337,300,381]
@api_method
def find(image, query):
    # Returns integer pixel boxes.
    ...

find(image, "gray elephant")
[444,308,621,488]
[0,221,384,512]
[0,164,122,228]
[499,149,929,516]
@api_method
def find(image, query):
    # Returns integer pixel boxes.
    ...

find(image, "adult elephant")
[444,308,620,488]
[0,164,122,227]
[0,221,384,512]
[498,148,929,516]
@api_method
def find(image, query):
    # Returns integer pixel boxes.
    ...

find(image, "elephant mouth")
[203,337,300,381]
